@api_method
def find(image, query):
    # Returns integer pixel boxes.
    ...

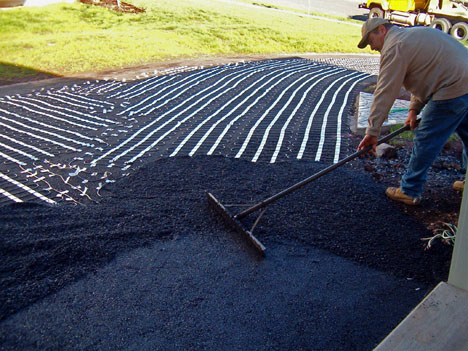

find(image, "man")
[357,18,468,205]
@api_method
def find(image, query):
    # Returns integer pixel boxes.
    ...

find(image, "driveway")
[248,0,368,19]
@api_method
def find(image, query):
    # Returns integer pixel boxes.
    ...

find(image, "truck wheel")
[369,7,384,18]
[430,18,452,33]
[450,22,468,41]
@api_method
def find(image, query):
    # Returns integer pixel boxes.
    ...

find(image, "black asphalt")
[1,233,426,351]
[0,58,444,350]
[0,154,440,351]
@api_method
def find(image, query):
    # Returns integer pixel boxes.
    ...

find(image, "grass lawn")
[0,0,368,82]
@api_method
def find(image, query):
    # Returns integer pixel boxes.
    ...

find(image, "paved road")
[253,0,368,18]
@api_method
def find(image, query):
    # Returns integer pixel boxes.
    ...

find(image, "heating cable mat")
[0,57,377,206]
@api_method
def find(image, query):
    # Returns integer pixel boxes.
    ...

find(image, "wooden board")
[448,167,468,291]
[374,282,468,350]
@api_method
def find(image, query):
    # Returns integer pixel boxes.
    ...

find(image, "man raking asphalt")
[357,17,468,205]
[207,123,416,256]
[207,17,468,256]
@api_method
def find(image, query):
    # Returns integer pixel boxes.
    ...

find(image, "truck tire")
[450,22,468,41]
[430,18,452,33]
[369,7,384,18]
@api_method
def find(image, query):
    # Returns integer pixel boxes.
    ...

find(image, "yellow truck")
[359,0,468,40]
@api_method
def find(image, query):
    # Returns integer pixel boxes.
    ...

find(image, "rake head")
[206,191,266,257]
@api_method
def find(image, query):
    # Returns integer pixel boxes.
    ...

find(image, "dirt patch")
[346,135,464,245]
[0,72,56,87]
[0,54,377,87]
[79,0,145,13]
[0,55,283,87]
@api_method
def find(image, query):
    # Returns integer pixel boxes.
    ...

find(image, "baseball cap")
[358,17,389,49]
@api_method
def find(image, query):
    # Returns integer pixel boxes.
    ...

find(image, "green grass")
[0,0,366,81]
[389,123,415,142]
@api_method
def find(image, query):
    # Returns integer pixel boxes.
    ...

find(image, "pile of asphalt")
[0,156,452,323]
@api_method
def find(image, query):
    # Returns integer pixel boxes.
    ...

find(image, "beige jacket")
[366,26,468,136]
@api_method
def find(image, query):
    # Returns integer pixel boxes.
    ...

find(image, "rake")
[207,122,415,256]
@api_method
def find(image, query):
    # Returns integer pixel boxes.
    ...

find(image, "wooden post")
[448,169,468,291]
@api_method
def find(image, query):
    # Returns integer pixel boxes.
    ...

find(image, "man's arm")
[359,42,408,152]
[365,43,408,137]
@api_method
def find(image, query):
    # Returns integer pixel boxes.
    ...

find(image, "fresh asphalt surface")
[0,69,435,350]
[1,224,426,351]
[0,3,435,350]
[0,42,432,351]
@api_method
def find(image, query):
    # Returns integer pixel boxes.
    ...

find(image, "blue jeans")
[401,93,468,198]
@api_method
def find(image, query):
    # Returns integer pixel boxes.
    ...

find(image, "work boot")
[385,187,421,205]
[453,180,465,191]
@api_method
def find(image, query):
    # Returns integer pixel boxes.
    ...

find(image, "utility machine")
[359,0,468,40]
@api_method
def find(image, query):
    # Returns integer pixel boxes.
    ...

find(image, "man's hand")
[357,135,378,153]
[405,110,419,130]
